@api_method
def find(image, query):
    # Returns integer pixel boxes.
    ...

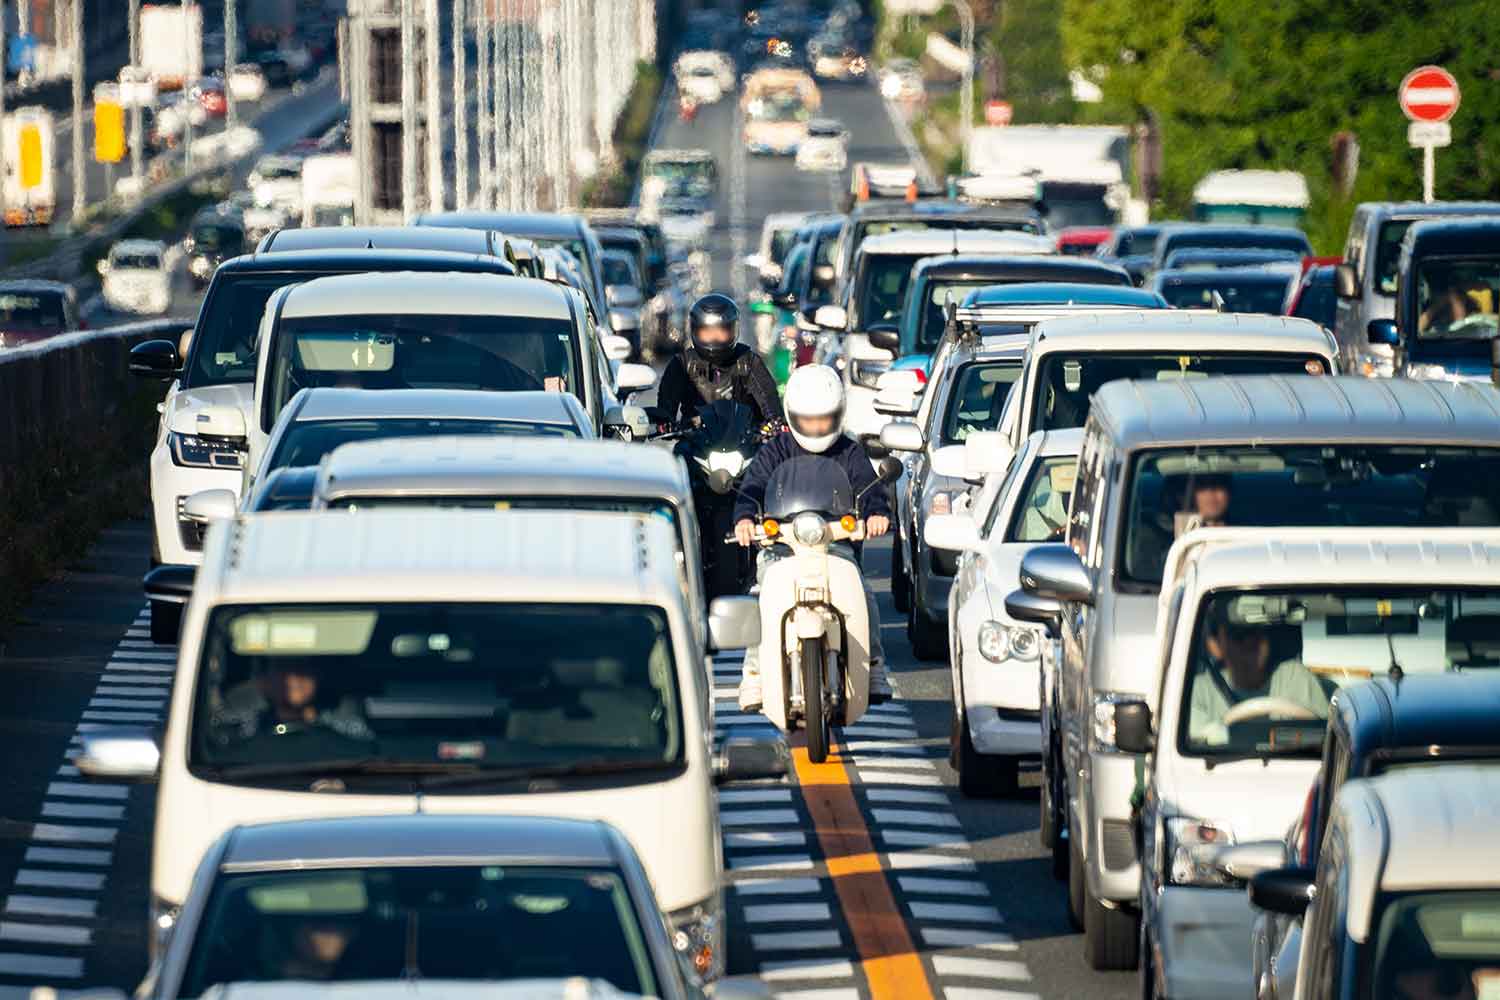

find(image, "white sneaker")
[869,659,892,704]
[738,668,763,712]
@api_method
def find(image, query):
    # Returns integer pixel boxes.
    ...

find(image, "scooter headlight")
[792,512,828,546]
[707,450,746,477]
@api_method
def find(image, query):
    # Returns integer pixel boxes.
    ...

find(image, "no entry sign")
[1400,65,1460,123]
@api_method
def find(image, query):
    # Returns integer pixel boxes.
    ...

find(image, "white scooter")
[734,456,899,762]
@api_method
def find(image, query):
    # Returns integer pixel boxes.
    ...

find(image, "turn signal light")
[839,514,858,532]
[763,519,780,537]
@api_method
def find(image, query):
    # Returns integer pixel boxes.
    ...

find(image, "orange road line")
[792,742,936,1000]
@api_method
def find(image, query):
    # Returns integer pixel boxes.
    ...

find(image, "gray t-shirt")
[1188,658,1330,746]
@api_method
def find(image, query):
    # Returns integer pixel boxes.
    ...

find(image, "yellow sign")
[94,100,126,163]
[18,123,43,188]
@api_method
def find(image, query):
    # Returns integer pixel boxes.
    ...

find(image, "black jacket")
[734,431,892,522]
[656,344,784,428]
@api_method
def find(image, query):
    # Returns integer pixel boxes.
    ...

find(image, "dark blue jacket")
[734,431,892,522]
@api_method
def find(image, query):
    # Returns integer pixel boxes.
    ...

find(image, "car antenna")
[1384,620,1404,682]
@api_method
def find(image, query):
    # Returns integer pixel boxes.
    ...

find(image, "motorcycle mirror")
[877,457,902,482]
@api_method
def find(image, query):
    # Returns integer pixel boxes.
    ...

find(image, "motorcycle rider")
[656,293,785,430]
[732,365,893,710]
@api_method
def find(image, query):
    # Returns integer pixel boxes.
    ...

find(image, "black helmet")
[688,293,740,364]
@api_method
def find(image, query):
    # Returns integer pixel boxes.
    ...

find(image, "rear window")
[1157,276,1294,314]
[0,291,67,331]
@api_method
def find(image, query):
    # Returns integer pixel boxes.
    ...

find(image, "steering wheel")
[1221,696,1319,727]
[1444,313,1499,336]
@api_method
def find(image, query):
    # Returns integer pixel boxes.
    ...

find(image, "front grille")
[176,497,208,552]
[1101,819,1136,871]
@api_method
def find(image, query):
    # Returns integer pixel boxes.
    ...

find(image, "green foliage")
[990,0,1075,122]
[1062,0,1500,252]
[583,61,664,209]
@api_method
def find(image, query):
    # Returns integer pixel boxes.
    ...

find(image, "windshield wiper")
[201,758,462,781]
[1203,744,1321,771]
[414,757,679,790]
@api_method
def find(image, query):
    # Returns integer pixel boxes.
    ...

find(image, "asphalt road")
[0,77,1133,1000]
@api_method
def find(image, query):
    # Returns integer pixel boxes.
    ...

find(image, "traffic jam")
[1,2,1500,1000]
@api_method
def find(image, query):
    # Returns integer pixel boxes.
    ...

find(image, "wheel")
[955,704,1019,798]
[891,526,911,615]
[802,640,828,764]
[1084,866,1141,970]
[1067,827,1086,932]
[908,600,947,661]
[1042,744,1069,881]
[150,599,182,645]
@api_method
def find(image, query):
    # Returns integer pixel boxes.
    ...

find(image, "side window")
[1157,584,1186,714]
[1345,211,1366,274]
[1086,454,1115,571]
[1066,430,1099,558]
[1307,826,1350,996]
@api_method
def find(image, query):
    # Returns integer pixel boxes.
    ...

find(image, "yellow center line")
[792,741,936,1000]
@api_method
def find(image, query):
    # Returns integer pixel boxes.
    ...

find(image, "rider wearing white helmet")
[732,365,893,709]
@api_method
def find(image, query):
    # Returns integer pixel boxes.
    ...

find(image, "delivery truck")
[2,108,56,227]
[140,3,203,90]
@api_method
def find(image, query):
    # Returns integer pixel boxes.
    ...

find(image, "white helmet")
[785,365,845,454]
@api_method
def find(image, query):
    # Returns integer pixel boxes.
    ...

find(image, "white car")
[795,119,848,173]
[99,239,173,315]
[249,153,304,214]
[924,428,1082,796]
[226,62,267,103]
[76,507,782,983]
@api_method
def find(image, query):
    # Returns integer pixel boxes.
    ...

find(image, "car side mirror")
[879,421,924,454]
[924,512,981,553]
[758,264,784,292]
[614,362,658,394]
[930,444,967,480]
[1112,699,1154,754]
[1249,866,1316,917]
[963,432,1014,483]
[182,488,238,524]
[606,284,642,308]
[742,252,766,271]
[75,728,161,782]
[866,323,900,353]
[1366,318,1399,347]
[873,389,918,417]
[814,304,847,331]
[604,404,651,442]
[1019,543,1093,605]
[877,456,903,482]
[1334,262,1358,299]
[714,736,790,786]
[129,338,182,379]
[811,263,836,289]
[708,595,760,652]
[1215,841,1290,884]
[1004,588,1062,638]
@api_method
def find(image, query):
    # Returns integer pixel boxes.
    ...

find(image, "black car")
[185,206,247,287]
[1286,263,1338,331]
[1098,224,1166,286]
[1151,266,1297,314]
[1150,224,1313,276]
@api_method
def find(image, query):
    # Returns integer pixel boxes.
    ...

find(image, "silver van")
[1332,201,1500,377]
[1014,375,1500,972]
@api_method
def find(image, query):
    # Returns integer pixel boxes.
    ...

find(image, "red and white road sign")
[984,100,1012,126]
[1399,65,1460,123]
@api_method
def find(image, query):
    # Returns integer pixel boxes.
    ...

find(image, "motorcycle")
[678,93,699,122]
[732,455,900,762]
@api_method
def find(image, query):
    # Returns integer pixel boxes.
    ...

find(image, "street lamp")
[952,0,974,176]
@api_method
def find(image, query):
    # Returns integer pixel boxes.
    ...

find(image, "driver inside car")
[1187,598,1329,746]
[210,660,374,747]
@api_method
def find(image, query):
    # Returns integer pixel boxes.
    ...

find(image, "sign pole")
[1423,142,1435,203]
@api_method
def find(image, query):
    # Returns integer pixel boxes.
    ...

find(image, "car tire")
[955,703,1019,798]
[150,599,181,645]
[1043,745,1069,881]
[1068,830,1086,931]
[891,526,911,615]
[1084,873,1141,971]
[907,600,946,661]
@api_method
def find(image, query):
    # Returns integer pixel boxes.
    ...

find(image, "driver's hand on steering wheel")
[734,518,757,547]
[866,515,890,538]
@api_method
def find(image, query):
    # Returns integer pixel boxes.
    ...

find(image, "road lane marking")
[932,955,1033,981]
[725,830,808,849]
[29,824,115,845]
[878,830,966,849]
[22,849,110,868]
[719,789,794,804]
[909,901,1005,924]
[750,929,845,952]
[3,896,97,920]
[918,928,1017,950]
[863,788,950,805]
[13,871,106,892]
[897,876,991,897]
[720,809,801,826]
[760,958,857,980]
[0,923,91,947]
[729,855,816,872]
[39,803,124,822]
[941,989,1040,1000]
[0,954,83,979]
[45,783,127,801]
[743,902,833,923]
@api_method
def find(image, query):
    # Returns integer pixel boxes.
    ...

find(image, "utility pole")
[70,0,84,222]
[476,4,491,210]
[424,0,442,212]
[493,6,507,210]
[129,0,143,196]
[182,0,195,175]
[400,0,417,219]
[452,0,467,209]
[952,0,975,174]
[224,0,238,129]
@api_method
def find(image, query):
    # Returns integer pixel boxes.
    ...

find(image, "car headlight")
[926,489,963,517]
[792,511,828,546]
[977,621,1039,662]
[168,430,244,470]
[707,449,746,477]
[1091,691,1145,753]
[150,894,181,959]
[1165,817,1237,888]
[189,256,211,277]
[666,898,723,980]
[848,357,890,389]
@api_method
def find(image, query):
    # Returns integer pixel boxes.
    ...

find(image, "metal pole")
[351,4,371,224]
[400,0,417,220]
[224,0,237,129]
[424,0,442,212]
[129,0,142,196]
[1423,143,1435,203]
[476,4,491,209]
[954,0,974,175]
[452,0,467,209]
[70,0,84,222]
[182,1,194,175]
[493,6,507,210]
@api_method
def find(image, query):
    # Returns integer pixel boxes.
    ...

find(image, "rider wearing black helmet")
[655,293,784,429]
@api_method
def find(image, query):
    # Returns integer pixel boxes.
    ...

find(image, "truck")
[1191,169,1309,227]
[964,124,1148,228]
[2,108,56,227]
[741,67,820,156]
[140,3,203,91]
[300,153,356,228]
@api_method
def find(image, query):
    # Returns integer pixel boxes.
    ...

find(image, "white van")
[77,508,782,981]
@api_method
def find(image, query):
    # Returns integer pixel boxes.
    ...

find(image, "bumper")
[1085,751,1143,902]
[1152,885,1255,1000]
[960,631,1042,756]
[150,439,241,566]
[105,290,170,314]
[966,705,1041,757]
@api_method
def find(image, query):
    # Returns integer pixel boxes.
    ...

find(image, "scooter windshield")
[763,456,855,520]
[696,399,755,447]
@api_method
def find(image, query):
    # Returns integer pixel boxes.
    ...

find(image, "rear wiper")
[415,757,679,790]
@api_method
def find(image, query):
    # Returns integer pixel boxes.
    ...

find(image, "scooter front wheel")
[802,640,829,763]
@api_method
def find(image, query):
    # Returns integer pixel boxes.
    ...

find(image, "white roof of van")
[1029,309,1334,356]
[198,509,682,607]
[280,273,571,321]
[1192,170,1310,209]
[855,229,1054,257]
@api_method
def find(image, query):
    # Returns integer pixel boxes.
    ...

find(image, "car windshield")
[1416,258,1500,341]
[644,159,715,196]
[1371,890,1500,1000]
[263,314,580,433]
[1293,273,1338,329]
[1157,276,1294,313]
[1032,352,1327,435]
[1114,230,1159,257]
[1121,445,1500,586]
[111,251,162,270]
[267,419,578,474]
[189,274,322,387]
[942,361,1021,443]
[1375,220,1417,295]
[748,92,809,123]
[176,865,659,998]
[856,252,924,327]
[0,292,66,330]
[257,162,300,181]
[189,602,681,779]
[915,280,1002,349]
[193,224,241,253]
[1163,231,1311,260]
[602,256,638,288]
[1008,455,1078,543]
